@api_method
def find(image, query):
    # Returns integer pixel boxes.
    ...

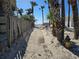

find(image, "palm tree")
[47,10,57,36]
[44,0,51,26]
[40,6,45,25]
[18,8,23,16]
[26,8,32,15]
[30,1,38,15]
[78,0,79,16]
[47,0,60,36]
[60,0,65,43]
[70,0,79,39]
[52,0,64,43]
[68,0,70,27]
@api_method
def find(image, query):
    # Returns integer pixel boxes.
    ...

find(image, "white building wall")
[65,16,74,28]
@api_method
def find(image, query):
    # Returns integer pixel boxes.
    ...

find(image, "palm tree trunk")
[60,0,65,43]
[48,0,51,26]
[52,8,57,36]
[52,22,56,36]
[47,0,55,34]
[42,9,44,25]
[48,0,60,36]
[78,0,79,16]
[68,3,70,27]
[72,1,79,39]
[32,5,34,15]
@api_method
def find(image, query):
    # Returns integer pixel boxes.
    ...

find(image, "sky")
[16,0,73,24]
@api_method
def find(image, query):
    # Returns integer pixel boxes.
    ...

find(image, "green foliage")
[30,1,38,7]
[18,8,23,16]
[21,15,35,21]
[26,8,32,15]
[48,0,53,5]
[30,1,38,14]
[47,11,55,22]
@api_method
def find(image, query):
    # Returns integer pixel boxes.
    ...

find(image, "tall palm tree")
[68,0,70,27]
[47,0,60,36]
[52,0,64,43]
[30,1,38,15]
[70,0,79,39]
[47,11,56,36]
[40,6,45,25]
[61,0,65,43]
[44,0,51,26]
[78,0,79,16]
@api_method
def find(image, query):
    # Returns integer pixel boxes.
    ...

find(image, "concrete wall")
[0,16,33,52]
[0,17,7,33]
[0,0,33,52]
[10,16,32,44]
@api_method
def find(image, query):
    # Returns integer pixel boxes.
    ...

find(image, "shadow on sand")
[69,43,79,57]
[0,29,33,59]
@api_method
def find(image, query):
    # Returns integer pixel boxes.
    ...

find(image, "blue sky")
[16,0,72,24]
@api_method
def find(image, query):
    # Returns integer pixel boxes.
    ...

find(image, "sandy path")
[23,28,79,59]
[23,28,49,59]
